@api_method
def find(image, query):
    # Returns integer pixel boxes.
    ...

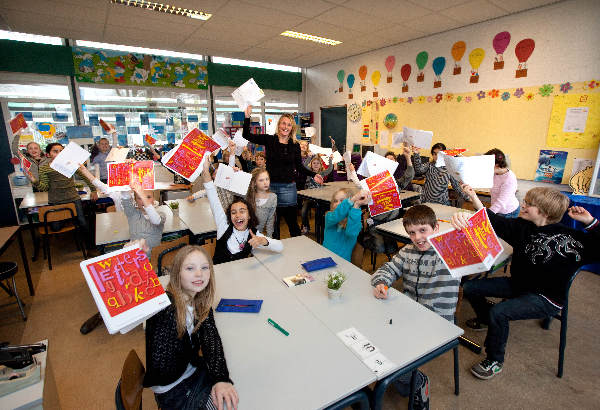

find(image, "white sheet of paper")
[232,129,249,156]
[304,127,316,139]
[563,107,589,133]
[231,78,265,110]
[357,151,398,178]
[50,141,91,178]
[212,129,230,149]
[391,132,404,148]
[363,352,396,375]
[214,164,252,196]
[442,153,495,188]
[105,147,129,163]
[402,126,433,149]
[332,151,344,164]
[309,144,332,156]
[343,151,352,164]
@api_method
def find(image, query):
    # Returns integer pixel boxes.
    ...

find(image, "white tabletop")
[95,205,188,245]
[19,190,104,209]
[170,198,217,236]
[376,202,513,267]
[253,236,464,379]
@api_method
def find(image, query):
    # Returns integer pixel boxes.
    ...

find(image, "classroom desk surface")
[212,258,376,410]
[0,226,34,295]
[169,198,216,238]
[18,191,104,209]
[95,205,188,245]
[253,236,464,380]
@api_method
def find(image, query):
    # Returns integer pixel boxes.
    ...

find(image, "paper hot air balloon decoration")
[383,113,398,129]
[347,74,355,99]
[337,69,345,92]
[400,64,411,93]
[358,65,367,91]
[416,51,428,82]
[515,38,535,78]
[493,31,511,70]
[468,48,485,83]
[385,56,395,83]
[371,70,381,97]
[451,41,466,75]
[432,57,446,88]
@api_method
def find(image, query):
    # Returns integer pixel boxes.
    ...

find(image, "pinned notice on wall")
[563,107,589,133]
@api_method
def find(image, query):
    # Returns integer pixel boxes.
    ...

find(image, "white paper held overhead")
[214,164,252,196]
[50,141,91,178]
[231,78,265,110]
[441,153,495,188]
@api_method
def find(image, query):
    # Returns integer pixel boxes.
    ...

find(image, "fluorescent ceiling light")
[280,31,341,46]
[212,57,300,73]
[110,0,211,21]
[0,30,62,45]
[75,40,204,60]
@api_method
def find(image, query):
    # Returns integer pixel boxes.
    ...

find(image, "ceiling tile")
[106,3,205,29]
[255,36,331,54]
[343,0,432,21]
[3,0,105,25]
[314,6,389,30]
[440,1,508,24]
[372,25,426,44]
[239,0,336,18]
[196,15,282,45]
[214,0,308,28]
[1,9,104,36]
[239,46,302,62]
[405,0,472,12]
[291,20,359,43]
[178,38,249,57]
[403,13,463,35]
[487,0,559,13]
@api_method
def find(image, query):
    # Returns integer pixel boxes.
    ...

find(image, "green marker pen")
[267,318,289,336]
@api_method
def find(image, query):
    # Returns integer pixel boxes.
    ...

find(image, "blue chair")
[541,264,591,378]
[324,387,370,410]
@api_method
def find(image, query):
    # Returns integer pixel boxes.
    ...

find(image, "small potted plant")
[326,271,346,300]
[168,201,179,216]
[74,183,86,194]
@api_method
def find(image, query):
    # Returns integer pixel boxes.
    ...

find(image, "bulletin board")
[546,93,600,149]
[359,80,600,183]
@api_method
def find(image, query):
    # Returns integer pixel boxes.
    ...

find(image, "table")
[299,181,421,243]
[0,226,34,296]
[154,182,191,203]
[170,198,217,242]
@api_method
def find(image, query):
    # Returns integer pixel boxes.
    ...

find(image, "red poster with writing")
[361,170,402,216]
[441,149,467,156]
[427,208,504,278]
[161,128,220,181]
[145,134,156,145]
[80,246,170,334]
[107,160,154,190]
[10,113,28,134]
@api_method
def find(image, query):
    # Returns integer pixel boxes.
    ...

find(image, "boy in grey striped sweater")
[371,204,459,410]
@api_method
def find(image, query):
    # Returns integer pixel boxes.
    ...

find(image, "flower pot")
[327,287,342,300]
[170,208,179,217]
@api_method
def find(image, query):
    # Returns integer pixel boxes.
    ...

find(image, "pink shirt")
[490,170,519,214]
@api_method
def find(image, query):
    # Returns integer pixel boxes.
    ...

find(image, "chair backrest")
[150,235,190,276]
[116,349,145,410]
[39,203,77,223]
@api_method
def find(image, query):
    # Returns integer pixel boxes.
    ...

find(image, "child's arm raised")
[130,177,164,226]
[460,183,484,210]
[396,146,415,190]
[248,231,283,253]
[411,146,428,176]
[321,155,334,177]
[371,251,406,299]
[202,159,229,238]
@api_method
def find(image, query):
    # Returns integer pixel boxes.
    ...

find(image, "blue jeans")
[497,205,520,219]
[463,277,559,363]
[270,182,297,207]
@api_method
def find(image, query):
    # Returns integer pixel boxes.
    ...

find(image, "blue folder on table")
[216,299,262,313]
[301,257,337,272]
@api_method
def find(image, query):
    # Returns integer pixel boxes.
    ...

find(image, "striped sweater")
[412,154,469,205]
[35,164,96,204]
[371,245,460,322]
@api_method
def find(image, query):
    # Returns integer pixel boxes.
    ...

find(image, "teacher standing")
[243,105,322,238]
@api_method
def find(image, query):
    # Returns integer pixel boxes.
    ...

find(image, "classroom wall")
[305,0,600,182]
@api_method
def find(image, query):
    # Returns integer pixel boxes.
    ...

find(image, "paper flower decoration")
[514,88,524,98]
[465,96,472,103]
[526,92,535,100]
[456,95,463,102]
[427,96,433,103]
[392,97,398,103]
[560,82,573,93]
[435,93,443,103]
[477,91,486,100]
[407,97,414,104]
[417,96,425,103]
[587,80,598,89]
[538,84,553,97]
[445,93,454,101]
[488,89,500,98]
[501,92,511,101]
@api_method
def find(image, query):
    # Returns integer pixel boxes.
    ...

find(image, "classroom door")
[320,106,347,151]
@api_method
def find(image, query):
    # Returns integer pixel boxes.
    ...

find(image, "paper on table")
[402,126,433,149]
[231,78,265,110]
[50,141,91,178]
[214,164,252,196]
[357,151,398,178]
[105,147,130,162]
[391,132,404,148]
[232,129,248,156]
[212,128,230,149]
[442,153,495,188]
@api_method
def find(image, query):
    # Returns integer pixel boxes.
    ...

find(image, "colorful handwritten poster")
[360,170,402,216]
[534,150,568,184]
[10,113,27,134]
[428,208,503,278]
[161,128,220,182]
[145,134,157,145]
[79,245,170,334]
[107,160,155,191]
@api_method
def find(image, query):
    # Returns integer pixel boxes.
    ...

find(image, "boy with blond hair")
[453,185,599,380]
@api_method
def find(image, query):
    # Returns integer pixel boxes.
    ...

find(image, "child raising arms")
[245,168,278,237]
[144,245,238,410]
[201,158,283,264]
[322,188,371,261]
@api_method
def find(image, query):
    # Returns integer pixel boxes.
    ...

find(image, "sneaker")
[471,358,503,380]
[465,318,488,331]
[413,373,430,410]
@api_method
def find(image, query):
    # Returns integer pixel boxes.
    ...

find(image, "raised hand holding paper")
[359,170,402,216]
[391,132,404,148]
[402,126,433,149]
[232,78,265,110]
[10,113,28,134]
[211,128,230,150]
[232,129,249,156]
[79,245,170,334]
[442,153,495,188]
[50,141,91,178]
[357,151,398,178]
[107,160,155,191]
[435,149,468,167]
[214,164,252,196]
[161,128,220,182]
[105,147,130,162]
[144,134,157,146]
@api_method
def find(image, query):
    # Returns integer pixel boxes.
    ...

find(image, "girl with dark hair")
[412,142,469,205]
[201,158,282,264]
[485,148,520,218]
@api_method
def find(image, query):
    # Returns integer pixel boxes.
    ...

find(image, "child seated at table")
[301,154,334,234]
[201,158,283,265]
[246,168,277,237]
[452,184,600,380]
[144,245,239,410]
[322,188,371,261]
[371,204,460,410]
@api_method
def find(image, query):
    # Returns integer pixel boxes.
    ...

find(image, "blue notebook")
[301,257,337,272]
[216,299,262,313]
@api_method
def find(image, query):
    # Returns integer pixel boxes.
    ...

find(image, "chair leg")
[453,346,460,395]
[407,370,417,410]
[11,276,27,321]
[41,235,47,260]
[557,308,568,378]
[75,229,87,259]
[46,235,52,271]
[542,316,552,330]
